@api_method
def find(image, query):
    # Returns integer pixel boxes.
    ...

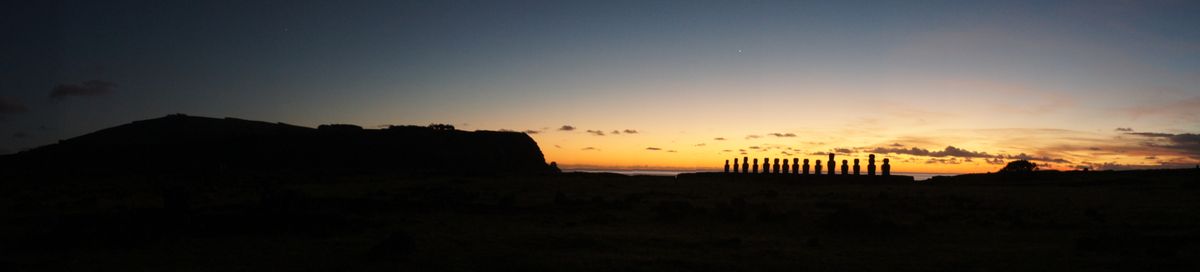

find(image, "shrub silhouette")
[999,160,1038,172]
[427,123,456,130]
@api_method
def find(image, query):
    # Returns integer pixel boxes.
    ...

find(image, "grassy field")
[2,169,1199,271]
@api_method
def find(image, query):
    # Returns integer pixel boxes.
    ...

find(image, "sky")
[2,0,1199,173]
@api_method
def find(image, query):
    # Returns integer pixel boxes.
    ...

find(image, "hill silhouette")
[0,114,554,176]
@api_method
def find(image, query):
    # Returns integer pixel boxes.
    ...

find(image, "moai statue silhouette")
[742,156,749,173]
[802,159,810,174]
[841,159,849,175]
[828,153,836,175]
[781,158,790,174]
[762,158,771,174]
[733,158,740,173]
[882,158,891,176]
[792,158,800,174]
[867,154,877,176]
[853,158,861,175]
[773,158,781,173]
[752,158,759,173]
[815,160,823,175]
[724,159,730,173]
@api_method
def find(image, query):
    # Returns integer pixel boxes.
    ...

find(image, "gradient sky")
[2,0,1199,173]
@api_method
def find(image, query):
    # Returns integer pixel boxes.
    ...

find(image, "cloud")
[587,129,637,135]
[1123,96,1200,121]
[581,147,598,151]
[870,145,1073,164]
[667,150,677,153]
[558,125,575,131]
[523,130,540,134]
[646,147,662,151]
[889,143,904,147]
[748,146,760,149]
[694,143,706,147]
[1074,161,1197,171]
[1004,153,1072,164]
[50,80,116,99]
[1127,132,1175,137]
[834,148,854,154]
[1126,132,1200,158]
[554,145,561,148]
[745,135,761,139]
[0,97,28,114]
[942,146,999,158]
[714,137,726,141]
[768,132,797,137]
[1115,127,1133,132]
[925,158,962,164]
[869,146,993,158]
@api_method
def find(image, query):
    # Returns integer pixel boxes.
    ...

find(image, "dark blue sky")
[2,0,1198,171]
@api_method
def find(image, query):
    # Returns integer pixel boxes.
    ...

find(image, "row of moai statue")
[723,153,890,176]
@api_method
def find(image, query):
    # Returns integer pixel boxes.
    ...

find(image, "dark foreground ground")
[2,169,1199,271]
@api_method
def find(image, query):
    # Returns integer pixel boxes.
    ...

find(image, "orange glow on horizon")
[522,124,1197,174]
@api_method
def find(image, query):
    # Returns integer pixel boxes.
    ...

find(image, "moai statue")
[752,158,759,173]
[781,159,790,174]
[773,158,781,173]
[742,156,749,173]
[792,158,800,174]
[853,158,861,175]
[882,158,891,176]
[867,154,876,176]
[733,158,740,173]
[724,160,730,173]
[762,158,771,174]
[841,159,849,175]
[815,160,823,175]
[828,153,836,175]
[802,159,810,174]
